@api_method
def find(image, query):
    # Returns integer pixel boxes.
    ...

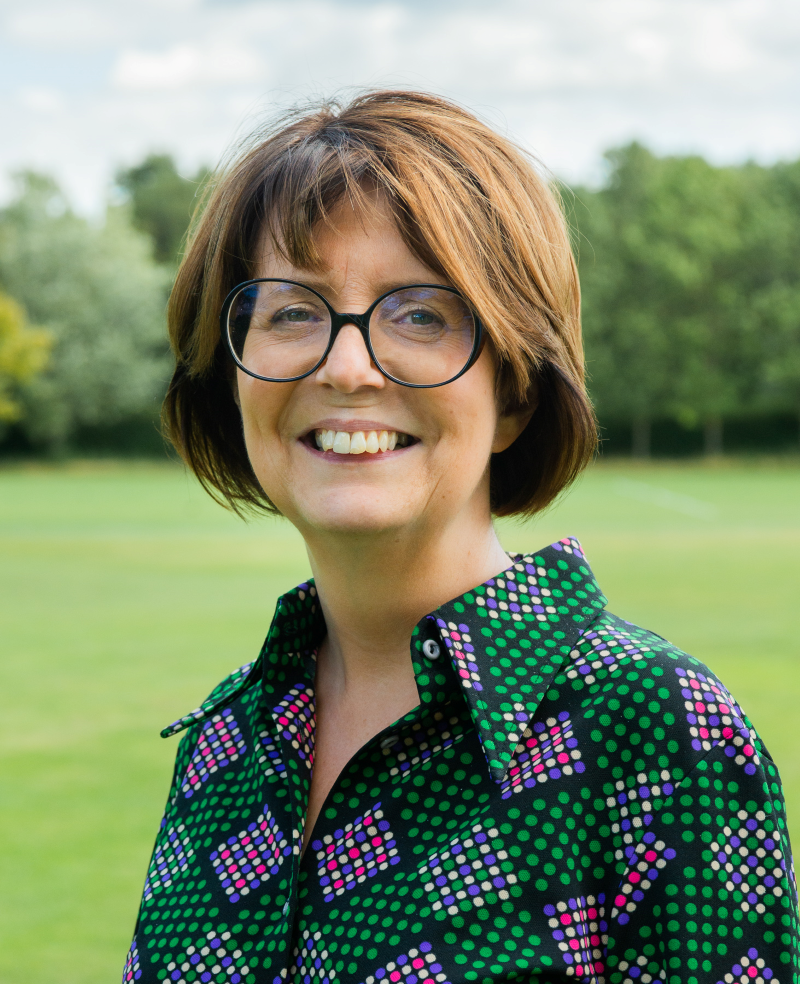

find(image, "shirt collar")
[429,536,606,782]
[162,537,606,784]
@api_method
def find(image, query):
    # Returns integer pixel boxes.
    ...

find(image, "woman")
[124,91,797,984]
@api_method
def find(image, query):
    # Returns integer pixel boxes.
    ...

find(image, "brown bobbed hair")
[163,89,596,517]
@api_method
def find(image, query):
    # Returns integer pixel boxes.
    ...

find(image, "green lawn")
[1,458,798,983]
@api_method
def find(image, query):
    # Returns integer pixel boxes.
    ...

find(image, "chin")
[298,492,416,537]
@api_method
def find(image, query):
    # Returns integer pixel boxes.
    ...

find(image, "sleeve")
[163,725,200,814]
[128,724,200,940]
[603,740,799,984]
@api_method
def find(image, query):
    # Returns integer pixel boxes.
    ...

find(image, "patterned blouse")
[124,537,799,984]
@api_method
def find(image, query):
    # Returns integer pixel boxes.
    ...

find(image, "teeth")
[349,431,367,454]
[332,431,351,454]
[315,429,410,454]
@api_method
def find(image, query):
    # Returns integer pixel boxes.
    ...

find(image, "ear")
[492,404,536,453]
[492,379,538,454]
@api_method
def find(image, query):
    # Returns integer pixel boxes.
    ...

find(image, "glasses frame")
[220,278,486,389]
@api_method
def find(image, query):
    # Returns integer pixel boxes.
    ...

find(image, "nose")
[314,323,385,392]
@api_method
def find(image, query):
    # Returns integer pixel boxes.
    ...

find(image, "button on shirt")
[124,537,799,984]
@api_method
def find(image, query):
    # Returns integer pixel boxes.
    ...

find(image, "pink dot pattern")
[500,711,583,798]
[273,684,315,771]
[544,894,608,979]
[210,805,289,902]
[181,708,246,797]
[360,943,450,984]
[612,834,677,924]
[161,660,254,738]
[312,803,399,901]
[126,540,799,984]
[435,621,480,692]
[675,667,759,773]
[122,941,141,981]
[718,948,775,983]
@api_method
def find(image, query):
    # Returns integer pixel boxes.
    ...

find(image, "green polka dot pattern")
[126,538,799,984]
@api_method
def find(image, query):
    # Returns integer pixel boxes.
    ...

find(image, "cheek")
[237,376,288,457]
[446,362,499,446]
[429,376,499,481]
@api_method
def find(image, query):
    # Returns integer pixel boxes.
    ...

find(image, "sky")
[1,0,799,214]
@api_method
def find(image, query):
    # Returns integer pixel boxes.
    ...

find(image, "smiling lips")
[313,429,412,455]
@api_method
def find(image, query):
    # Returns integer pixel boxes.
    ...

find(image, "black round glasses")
[221,279,485,388]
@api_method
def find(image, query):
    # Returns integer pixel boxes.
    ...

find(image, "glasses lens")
[369,287,477,385]
[227,281,331,380]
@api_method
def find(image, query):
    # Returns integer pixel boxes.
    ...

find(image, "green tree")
[740,160,800,442]
[0,291,50,423]
[575,144,762,455]
[0,173,170,452]
[116,154,208,266]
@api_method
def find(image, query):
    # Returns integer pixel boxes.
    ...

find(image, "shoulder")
[565,610,766,775]
[160,658,260,738]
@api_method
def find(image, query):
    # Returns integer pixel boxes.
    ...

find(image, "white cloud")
[112,42,265,90]
[0,0,798,212]
[18,85,64,113]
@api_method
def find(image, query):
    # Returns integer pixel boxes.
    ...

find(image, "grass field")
[1,458,799,983]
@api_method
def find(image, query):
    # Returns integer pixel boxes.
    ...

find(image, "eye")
[409,310,437,326]
[275,306,317,323]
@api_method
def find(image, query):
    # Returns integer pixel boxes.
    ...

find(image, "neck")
[302,507,511,696]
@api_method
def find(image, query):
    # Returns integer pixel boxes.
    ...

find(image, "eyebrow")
[272,276,450,305]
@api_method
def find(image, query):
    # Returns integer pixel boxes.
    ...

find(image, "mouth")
[304,427,417,455]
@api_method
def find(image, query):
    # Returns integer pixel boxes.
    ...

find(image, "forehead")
[253,195,446,296]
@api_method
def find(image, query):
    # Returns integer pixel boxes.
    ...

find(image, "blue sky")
[2,0,799,213]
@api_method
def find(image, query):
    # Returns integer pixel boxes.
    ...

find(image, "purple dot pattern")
[361,942,451,984]
[710,815,789,915]
[566,622,650,680]
[180,708,246,797]
[379,710,467,779]
[273,684,315,771]
[611,834,677,923]
[718,948,775,983]
[312,803,399,901]
[146,927,253,984]
[161,660,255,739]
[435,538,605,781]
[420,821,517,912]
[290,928,337,984]
[603,768,675,836]
[257,731,286,778]
[211,805,290,901]
[123,941,142,981]
[675,666,760,774]
[142,822,194,901]
[545,894,608,979]
[125,539,799,984]
[500,711,582,798]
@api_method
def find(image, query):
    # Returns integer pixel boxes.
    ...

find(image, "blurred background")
[1,1,799,981]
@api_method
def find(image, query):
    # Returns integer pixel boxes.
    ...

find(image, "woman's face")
[236,196,528,540]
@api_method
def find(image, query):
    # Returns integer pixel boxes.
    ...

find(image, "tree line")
[574,144,800,455]
[0,147,798,457]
